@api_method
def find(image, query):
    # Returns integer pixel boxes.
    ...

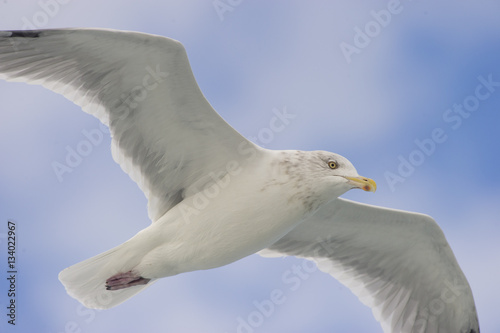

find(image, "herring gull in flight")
[0,28,479,333]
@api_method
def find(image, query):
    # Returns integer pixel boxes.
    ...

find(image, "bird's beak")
[344,176,377,192]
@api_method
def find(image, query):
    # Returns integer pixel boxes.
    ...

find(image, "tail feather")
[59,241,156,309]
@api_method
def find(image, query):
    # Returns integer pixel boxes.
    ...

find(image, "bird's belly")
[156,180,307,274]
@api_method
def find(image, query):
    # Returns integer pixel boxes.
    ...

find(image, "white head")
[310,150,376,197]
[275,150,376,211]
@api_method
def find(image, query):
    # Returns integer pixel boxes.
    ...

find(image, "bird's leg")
[105,271,150,290]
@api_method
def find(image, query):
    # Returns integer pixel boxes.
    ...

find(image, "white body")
[130,150,311,277]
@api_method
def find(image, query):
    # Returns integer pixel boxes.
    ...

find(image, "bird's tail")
[58,239,156,309]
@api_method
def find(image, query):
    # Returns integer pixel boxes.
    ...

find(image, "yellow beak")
[344,176,377,192]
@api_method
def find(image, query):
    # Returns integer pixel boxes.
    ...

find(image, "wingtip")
[0,30,41,38]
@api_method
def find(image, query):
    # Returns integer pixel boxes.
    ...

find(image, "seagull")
[0,28,479,333]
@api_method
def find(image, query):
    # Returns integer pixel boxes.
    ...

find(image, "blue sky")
[1,1,499,332]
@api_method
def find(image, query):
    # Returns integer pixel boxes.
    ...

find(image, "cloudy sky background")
[1,1,499,332]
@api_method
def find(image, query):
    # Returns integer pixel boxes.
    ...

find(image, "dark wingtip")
[2,30,41,38]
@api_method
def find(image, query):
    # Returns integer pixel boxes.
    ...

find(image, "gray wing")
[260,198,479,333]
[0,29,259,221]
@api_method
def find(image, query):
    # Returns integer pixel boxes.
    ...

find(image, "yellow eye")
[328,161,338,169]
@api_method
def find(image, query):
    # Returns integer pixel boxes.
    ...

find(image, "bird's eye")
[328,161,338,169]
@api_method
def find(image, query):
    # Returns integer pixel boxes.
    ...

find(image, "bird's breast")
[160,167,310,272]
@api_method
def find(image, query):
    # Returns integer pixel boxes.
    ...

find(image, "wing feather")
[261,198,479,333]
[0,28,260,221]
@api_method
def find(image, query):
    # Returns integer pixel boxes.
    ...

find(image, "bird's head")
[304,150,377,201]
[271,150,376,212]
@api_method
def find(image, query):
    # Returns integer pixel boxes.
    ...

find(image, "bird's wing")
[260,198,479,333]
[0,29,260,221]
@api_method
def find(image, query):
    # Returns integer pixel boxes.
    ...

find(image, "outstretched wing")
[260,198,479,333]
[0,29,259,221]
